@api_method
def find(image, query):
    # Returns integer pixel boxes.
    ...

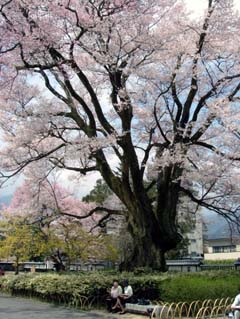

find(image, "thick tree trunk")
[119,214,181,271]
[52,252,66,272]
[119,232,167,271]
[119,205,181,271]
[15,257,19,275]
[119,166,182,271]
[156,165,183,252]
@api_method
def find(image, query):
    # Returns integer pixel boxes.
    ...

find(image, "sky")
[1,0,240,201]
[185,0,240,14]
[185,0,208,14]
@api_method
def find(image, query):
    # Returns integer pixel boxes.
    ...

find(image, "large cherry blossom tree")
[0,0,240,270]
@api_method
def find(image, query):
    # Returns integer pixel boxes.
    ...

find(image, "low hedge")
[204,259,235,265]
[0,272,163,305]
[0,270,239,307]
[160,271,240,302]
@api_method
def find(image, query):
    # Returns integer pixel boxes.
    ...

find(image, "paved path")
[0,294,132,319]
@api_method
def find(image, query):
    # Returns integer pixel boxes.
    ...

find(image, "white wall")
[204,251,240,260]
[187,214,203,256]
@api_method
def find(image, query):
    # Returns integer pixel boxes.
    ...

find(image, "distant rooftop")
[166,259,202,266]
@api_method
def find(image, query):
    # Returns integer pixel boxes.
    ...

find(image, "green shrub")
[160,271,240,302]
[204,260,235,265]
[0,270,239,308]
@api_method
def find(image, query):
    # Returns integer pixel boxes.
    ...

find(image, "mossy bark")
[118,164,183,271]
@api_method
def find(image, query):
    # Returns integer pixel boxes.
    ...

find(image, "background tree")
[8,172,98,231]
[0,212,118,272]
[36,219,118,271]
[0,0,240,270]
[4,174,118,271]
[82,179,113,205]
[0,217,46,274]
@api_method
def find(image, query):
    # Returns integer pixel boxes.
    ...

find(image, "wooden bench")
[125,303,164,317]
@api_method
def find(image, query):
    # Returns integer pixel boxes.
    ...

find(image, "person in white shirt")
[113,280,133,314]
[106,280,122,312]
[231,292,240,319]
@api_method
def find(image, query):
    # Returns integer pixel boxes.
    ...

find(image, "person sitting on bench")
[231,289,240,319]
[113,280,133,314]
[106,280,122,312]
